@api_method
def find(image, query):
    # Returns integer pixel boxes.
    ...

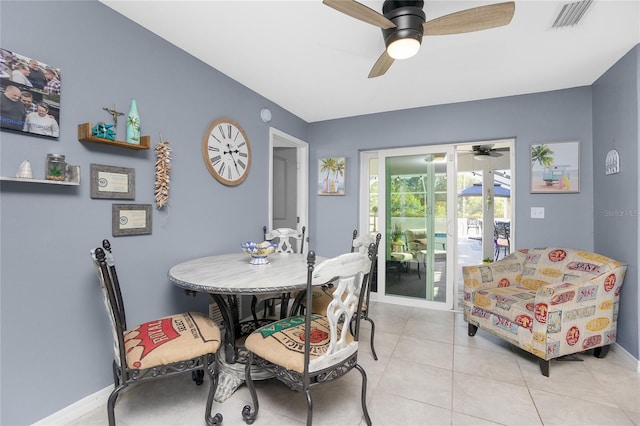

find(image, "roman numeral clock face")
[202,118,251,186]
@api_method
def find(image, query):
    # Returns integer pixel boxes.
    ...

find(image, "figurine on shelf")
[102,104,124,129]
[91,122,116,140]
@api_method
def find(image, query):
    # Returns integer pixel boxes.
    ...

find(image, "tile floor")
[69,303,639,426]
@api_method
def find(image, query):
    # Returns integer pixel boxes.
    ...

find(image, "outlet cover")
[531,207,545,219]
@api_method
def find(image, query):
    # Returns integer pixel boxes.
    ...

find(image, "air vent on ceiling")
[552,0,593,28]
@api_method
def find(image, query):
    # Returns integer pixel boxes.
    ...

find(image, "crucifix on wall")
[102,104,124,128]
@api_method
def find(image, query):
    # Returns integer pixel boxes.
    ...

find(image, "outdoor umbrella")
[458,183,510,198]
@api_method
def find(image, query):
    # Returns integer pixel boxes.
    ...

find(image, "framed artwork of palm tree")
[531,141,580,193]
[318,157,346,195]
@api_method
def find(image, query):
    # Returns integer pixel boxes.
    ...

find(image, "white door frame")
[361,145,457,310]
[268,127,309,241]
[361,141,514,311]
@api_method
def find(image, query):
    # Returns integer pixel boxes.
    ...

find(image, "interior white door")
[272,147,297,229]
[268,128,309,244]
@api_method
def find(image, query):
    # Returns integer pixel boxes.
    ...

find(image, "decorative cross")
[102,104,124,128]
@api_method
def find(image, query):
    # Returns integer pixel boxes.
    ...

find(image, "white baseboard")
[612,342,640,372]
[32,385,111,425]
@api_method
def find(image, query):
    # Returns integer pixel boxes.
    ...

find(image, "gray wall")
[593,46,639,359]
[0,1,307,424]
[308,88,595,256]
[306,50,638,362]
[1,1,638,424]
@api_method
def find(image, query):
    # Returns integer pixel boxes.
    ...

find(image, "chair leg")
[365,317,378,361]
[203,354,223,425]
[354,363,372,426]
[262,299,270,318]
[107,383,127,426]
[305,389,313,426]
[350,313,378,361]
[593,345,610,358]
[250,296,260,327]
[192,369,204,385]
[242,352,259,425]
[538,359,550,377]
[468,323,478,336]
[279,293,291,319]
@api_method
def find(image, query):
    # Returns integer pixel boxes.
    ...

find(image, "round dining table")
[168,251,324,401]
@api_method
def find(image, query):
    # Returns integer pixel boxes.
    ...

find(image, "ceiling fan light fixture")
[387,37,421,59]
[382,4,426,60]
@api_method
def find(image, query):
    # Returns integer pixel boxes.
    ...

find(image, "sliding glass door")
[361,145,456,310]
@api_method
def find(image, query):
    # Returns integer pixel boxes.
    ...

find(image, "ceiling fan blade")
[476,144,494,150]
[423,1,515,36]
[368,50,395,78]
[323,0,396,29]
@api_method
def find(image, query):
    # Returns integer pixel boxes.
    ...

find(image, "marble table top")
[168,252,324,295]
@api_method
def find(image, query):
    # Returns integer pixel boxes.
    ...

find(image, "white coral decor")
[17,160,33,178]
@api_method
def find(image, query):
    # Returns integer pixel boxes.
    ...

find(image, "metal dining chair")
[350,231,381,360]
[494,222,510,260]
[309,230,381,360]
[250,226,306,324]
[242,247,375,426]
[90,239,223,425]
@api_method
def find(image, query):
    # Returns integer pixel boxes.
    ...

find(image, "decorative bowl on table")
[241,241,277,265]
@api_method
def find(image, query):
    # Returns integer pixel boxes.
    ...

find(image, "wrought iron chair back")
[494,222,511,260]
[263,225,306,254]
[251,225,307,323]
[351,231,381,360]
[306,231,381,359]
[242,248,374,426]
[90,239,223,426]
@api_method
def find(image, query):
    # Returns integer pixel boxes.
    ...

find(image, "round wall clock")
[202,118,251,186]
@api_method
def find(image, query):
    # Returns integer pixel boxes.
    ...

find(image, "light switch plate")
[531,207,545,219]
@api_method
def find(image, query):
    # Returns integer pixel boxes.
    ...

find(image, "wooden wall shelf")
[78,122,150,150]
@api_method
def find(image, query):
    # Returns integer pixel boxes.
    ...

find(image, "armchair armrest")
[407,240,426,252]
[530,263,627,358]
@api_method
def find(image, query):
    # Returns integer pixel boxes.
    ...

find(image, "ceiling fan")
[468,144,509,158]
[323,0,515,78]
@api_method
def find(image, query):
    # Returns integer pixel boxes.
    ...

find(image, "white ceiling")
[101,0,639,123]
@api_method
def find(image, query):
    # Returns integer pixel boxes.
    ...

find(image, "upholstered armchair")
[463,247,626,376]
[405,228,427,254]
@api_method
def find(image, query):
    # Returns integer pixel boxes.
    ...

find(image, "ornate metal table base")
[214,341,275,402]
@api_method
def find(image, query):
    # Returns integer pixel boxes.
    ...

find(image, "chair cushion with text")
[124,311,221,370]
[244,314,353,374]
